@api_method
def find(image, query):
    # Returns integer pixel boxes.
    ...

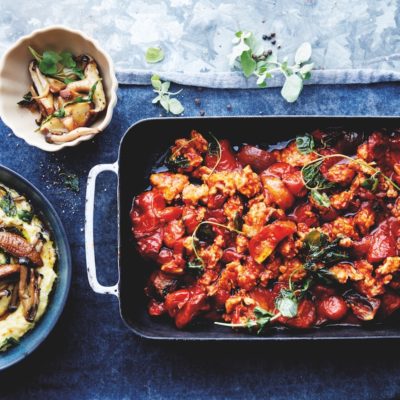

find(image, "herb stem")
[301,153,400,192]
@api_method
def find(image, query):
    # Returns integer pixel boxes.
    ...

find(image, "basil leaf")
[145,47,165,64]
[361,173,379,192]
[296,133,315,154]
[311,189,331,207]
[166,154,190,170]
[276,296,298,318]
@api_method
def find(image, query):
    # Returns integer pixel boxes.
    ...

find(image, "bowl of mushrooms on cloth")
[0,164,71,370]
[0,25,118,151]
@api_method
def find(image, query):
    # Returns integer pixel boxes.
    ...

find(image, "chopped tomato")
[367,218,399,263]
[205,139,240,172]
[136,228,163,259]
[292,203,319,227]
[148,299,166,316]
[237,145,276,172]
[317,296,348,321]
[261,173,294,210]
[165,286,209,328]
[249,220,297,263]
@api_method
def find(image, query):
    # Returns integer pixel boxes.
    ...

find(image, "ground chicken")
[182,184,209,205]
[354,206,375,235]
[234,165,262,198]
[150,172,189,202]
[224,195,244,221]
[324,163,355,186]
[329,263,364,284]
[280,141,318,167]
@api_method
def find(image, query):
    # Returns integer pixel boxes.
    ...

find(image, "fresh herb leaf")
[187,258,204,275]
[233,213,243,231]
[0,187,16,216]
[17,210,33,223]
[281,73,303,103]
[311,189,331,207]
[301,159,337,207]
[249,306,275,334]
[295,42,312,65]
[60,172,79,193]
[229,32,313,103]
[240,50,257,77]
[296,133,315,154]
[39,50,61,75]
[17,92,35,107]
[196,223,215,242]
[145,47,165,64]
[302,230,349,282]
[0,337,19,350]
[275,293,298,318]
[59,51,76,68]
[361,172,379,192]
[166,154,190,170]
[151,75,184,115]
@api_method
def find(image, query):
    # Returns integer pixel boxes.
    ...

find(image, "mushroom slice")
[8,283,19,312]
[46,77,66,94]
[0,232,43,266]
[66,58,106,113]
[0,264,21,279]
[19,266,40,322]
[28,61,54,115]
[46,126,99,143]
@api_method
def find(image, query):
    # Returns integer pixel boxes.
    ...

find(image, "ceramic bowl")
[0,164,71,370]
[0,25,118,152]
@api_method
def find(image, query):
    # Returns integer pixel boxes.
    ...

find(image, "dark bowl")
[0,165,71,370]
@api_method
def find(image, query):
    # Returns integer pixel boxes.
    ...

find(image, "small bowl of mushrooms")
[0,26,118,152]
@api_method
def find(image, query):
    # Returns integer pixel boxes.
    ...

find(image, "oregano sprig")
[151,75,184,115]
[230,31,313,102]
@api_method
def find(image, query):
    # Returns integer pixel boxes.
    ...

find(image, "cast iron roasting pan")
[85,116,400,341]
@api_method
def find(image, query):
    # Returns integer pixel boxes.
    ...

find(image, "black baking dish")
[85,116,400,340]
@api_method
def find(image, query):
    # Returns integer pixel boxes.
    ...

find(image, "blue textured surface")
[1,84,400,399]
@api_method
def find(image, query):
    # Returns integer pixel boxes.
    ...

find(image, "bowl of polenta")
[0,164,71,370]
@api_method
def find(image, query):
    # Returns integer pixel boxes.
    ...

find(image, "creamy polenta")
[0,184,57,351]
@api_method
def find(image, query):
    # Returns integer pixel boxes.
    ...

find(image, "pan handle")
[85,162,119,297]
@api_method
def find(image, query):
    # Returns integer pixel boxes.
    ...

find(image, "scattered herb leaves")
[60,172,79,193]
[230,32,313,102]
[302,230,349,282]
[151,75,184,115]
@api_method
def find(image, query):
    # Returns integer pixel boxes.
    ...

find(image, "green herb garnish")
[302,230,348,282]
[151,75,184,115]
[17,210,33,223]
[360,172,380,192]
[229,32,313,102]
[60,172,79,193]
[0,186,16,217]
[17,92,35,107]
[145,47,165,64]
[296,133,315,154]
[28,46,84,83]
